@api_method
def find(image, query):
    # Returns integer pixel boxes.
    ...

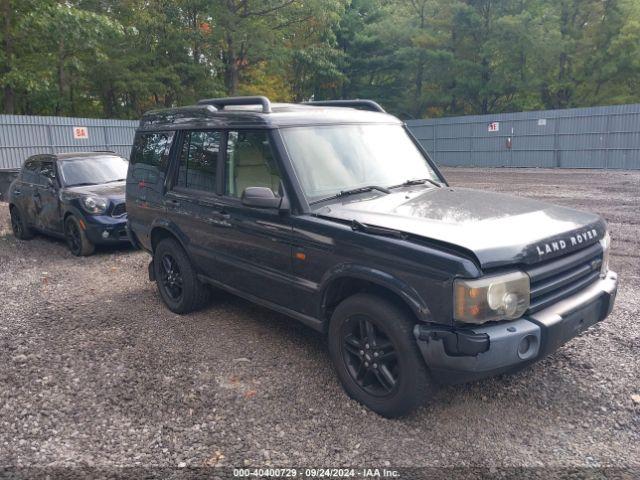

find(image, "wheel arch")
[149,220,190,254]
[319,265,433,327]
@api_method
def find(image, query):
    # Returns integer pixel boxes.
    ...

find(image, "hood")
[64,181,125,202]
[315,186,606,269]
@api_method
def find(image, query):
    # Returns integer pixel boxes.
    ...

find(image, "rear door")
[15,159,40,225]
[164,129,224,273]
[33,160,63,233]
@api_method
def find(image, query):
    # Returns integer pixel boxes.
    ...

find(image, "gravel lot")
[0,168,638,475]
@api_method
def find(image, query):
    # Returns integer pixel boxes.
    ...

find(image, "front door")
[33,160,62,233]
[210,130,294,307]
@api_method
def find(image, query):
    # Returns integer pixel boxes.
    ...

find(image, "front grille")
[111,203,126,217]
[526,243,603,314]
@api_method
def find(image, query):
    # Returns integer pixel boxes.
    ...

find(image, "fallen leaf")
[632,394,640,404]
[244,390,257,399]
[204,450,225,467]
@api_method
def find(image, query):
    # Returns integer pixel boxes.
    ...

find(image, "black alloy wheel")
[328,293,436,417]
[159,253,184,302]
[342,315,399,396]
[66,219,82,255]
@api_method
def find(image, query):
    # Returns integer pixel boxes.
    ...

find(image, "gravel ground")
[0,168,638,475]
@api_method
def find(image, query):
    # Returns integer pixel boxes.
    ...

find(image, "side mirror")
[241,187,283,210]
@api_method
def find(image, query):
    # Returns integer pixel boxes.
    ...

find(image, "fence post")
[553,116,560,168]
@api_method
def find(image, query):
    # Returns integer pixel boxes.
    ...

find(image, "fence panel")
[0,114,138,169]
[407,103,640,169]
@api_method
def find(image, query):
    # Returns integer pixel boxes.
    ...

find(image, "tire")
[328,293,436,418]
[153,238,210,314]
[10,206,34,240]
[65,215,95,256]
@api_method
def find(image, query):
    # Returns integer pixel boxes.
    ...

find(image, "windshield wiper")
[309,185,390,205]
[67,182,99,187]
[389,178,442,189]
[104,178,126,183]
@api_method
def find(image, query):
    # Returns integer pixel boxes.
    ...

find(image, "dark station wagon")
[126,96,618,417]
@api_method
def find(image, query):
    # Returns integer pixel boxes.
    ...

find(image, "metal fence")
[406,103,640,169]
[0,114,138,169]
[2,104,640,171]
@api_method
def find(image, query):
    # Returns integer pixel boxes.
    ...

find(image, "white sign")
[538,118,547,126]
[488,122,499,132]
[73,126,89,139]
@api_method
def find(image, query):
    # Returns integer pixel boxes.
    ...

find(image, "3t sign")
[488,122,500,132]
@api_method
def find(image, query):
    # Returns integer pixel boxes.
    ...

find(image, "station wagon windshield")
[280,124,440,204]
[59,156,128,187]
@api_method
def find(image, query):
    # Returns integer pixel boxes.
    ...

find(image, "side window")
[21,160,40,184]
[130,132,173,184]
[175,130,220,193]
[225,131,281,198]
[38,162,57,186]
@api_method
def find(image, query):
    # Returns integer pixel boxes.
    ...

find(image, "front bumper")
[83,216,130,245]
[415,270,618,384]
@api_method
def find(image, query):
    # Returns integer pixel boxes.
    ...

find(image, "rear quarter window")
[130,132,174,184]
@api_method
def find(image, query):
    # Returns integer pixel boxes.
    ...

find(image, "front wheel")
[328,293,436,418]
[65,215,95,256]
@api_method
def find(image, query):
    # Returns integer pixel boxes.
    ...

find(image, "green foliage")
[1,0,640,118]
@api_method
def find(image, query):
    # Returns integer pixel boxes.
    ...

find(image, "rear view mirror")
[241,187,282,209]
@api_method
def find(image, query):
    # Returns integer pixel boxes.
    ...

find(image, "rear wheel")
[153,238,210,314]
[10,206,34,240]
[65,215,95,256]
[328,293,436,418]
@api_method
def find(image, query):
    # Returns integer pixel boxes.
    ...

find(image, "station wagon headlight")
[80,195,108,215]
[599,231,611,276]
[454,271,530,324]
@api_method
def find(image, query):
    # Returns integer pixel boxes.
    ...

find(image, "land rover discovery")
[126,96,618,417]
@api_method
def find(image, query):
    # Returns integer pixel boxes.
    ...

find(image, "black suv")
[8,152,129,256]
[126,96,618,417]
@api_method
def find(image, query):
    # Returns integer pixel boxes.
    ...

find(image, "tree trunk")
[2,0,15,114]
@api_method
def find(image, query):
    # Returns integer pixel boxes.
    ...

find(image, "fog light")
[517,334,538,359]
[102,230,110,239]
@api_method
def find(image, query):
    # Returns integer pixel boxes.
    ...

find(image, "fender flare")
[318,263,433,323]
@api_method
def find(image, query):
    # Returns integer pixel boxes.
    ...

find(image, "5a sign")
[73,126,89,139]
[488,122,500,132]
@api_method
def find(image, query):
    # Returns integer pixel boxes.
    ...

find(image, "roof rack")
[197,96,272,113]
[303,99,386,113]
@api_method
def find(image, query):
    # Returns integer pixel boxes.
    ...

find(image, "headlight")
[80,196,108,215]
[454,271,530,324]
[599,231,611,276]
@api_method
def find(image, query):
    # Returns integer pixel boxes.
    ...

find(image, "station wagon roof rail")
[303,99,386,113]
[197,95,272,113]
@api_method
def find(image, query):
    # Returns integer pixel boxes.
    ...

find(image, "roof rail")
[197,96,272,113]
[303,99,386,113]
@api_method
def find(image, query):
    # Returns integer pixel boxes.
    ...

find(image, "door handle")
[211,211,231,221]
[166,199,180,208]
[13,189,21,195]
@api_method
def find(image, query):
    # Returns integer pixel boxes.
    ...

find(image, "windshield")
[59,156,128,186]
[280,124,439,203]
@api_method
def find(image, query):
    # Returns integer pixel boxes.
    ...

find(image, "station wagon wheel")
[153,238,210,314]
[342,315,399,397]
[328,293,436,418]
[159,253,184,302]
